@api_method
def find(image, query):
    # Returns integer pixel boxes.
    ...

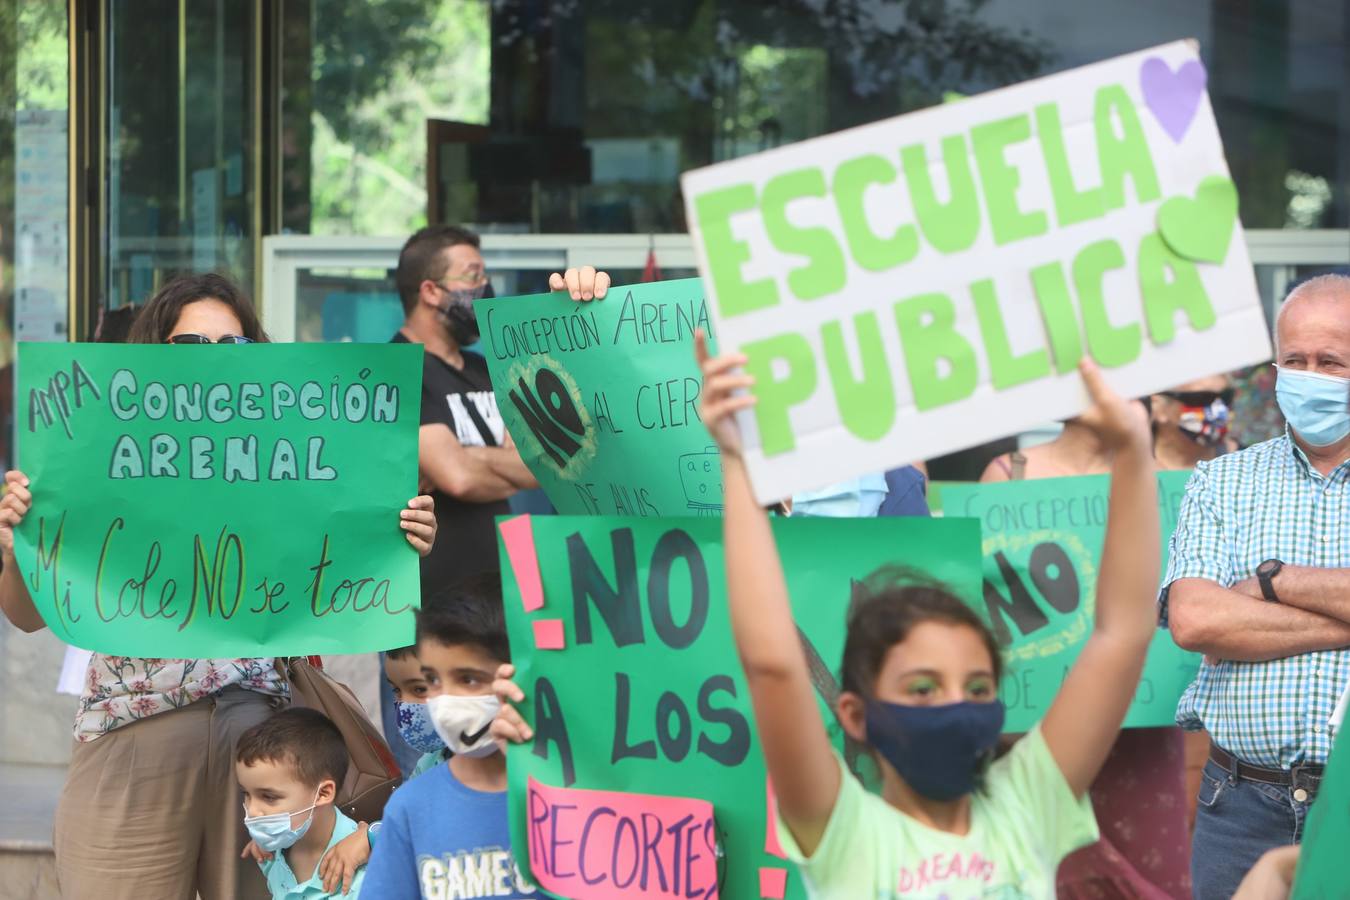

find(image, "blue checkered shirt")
[1164,432,1350,768]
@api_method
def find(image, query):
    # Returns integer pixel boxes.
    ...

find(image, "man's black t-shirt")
[393,332,508,594]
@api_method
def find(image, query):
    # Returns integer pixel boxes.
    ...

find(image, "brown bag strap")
[273,656,324,684]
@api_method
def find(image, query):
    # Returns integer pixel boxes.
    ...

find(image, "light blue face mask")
[791,475,888,518]
[1275,367,1350,447]
[242,792,319,853]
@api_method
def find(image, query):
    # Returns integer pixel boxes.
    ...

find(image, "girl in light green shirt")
[697,334,1161,899]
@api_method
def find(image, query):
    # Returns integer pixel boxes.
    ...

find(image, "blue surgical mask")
[242,791,319,853]
[864,699,1005,802]
[396,700,446,755]
[1275,367,1350,447]
[792,475,888,518]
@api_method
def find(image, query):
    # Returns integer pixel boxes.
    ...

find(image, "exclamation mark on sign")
[498,515,566,650]
[760,776,789,899]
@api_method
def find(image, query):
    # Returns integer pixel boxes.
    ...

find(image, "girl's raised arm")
[696,331,840,857]
[1041,360,1160,796]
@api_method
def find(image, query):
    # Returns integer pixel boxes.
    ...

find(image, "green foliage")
[309,0,489,236]
[16,0,68,111]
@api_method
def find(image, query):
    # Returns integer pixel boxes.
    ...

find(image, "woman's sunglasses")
[1163,389,1234,408]
[168,333,253,344]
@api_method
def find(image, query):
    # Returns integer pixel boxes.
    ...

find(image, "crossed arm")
[1161,461,1350,662]
[418,425,536,502]
[1168,573,1350,662]
[468,432,538,490]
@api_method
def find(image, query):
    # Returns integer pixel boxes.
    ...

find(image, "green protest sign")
[941,471,1199,731]
[478,279,723,516]
[1292,718,1350,898]
[13,342,423,657]
[496,514,981,900]
[681,41,1270,504]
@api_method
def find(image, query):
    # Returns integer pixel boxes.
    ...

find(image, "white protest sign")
[681,40,1270,503]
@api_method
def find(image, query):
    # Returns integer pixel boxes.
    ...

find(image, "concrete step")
[0,763,63,900]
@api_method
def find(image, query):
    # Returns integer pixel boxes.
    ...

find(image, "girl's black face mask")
[863,698,1005,801]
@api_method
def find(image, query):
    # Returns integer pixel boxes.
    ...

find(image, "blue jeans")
[1191,758,1315,900]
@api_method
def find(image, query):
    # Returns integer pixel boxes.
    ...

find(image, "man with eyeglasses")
[384,225,607,775]
[392,224,609,592]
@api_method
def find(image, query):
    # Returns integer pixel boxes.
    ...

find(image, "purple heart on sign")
[1140,56,1208,143]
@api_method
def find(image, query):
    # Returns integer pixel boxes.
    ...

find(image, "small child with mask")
[384,644,452,777]
[276,646,455,887]
[236,707,367,899]
[361,574,537,899]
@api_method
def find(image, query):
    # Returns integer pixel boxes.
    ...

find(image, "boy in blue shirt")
[362,575,537,899]
[235,708,367,899]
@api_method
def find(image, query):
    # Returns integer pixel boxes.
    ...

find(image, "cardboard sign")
[941,471,1200,731]
[681,41,1270,503]
[478,279,724,516]
[497,514,982,900]
[12,343,423,657]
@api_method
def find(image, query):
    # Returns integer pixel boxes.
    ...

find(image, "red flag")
[642,246,662,282]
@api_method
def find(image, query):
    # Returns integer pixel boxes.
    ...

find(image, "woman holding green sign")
[695,331,1162,898]
[0,273,440,900]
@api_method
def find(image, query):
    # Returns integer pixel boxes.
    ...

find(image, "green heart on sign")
[1157,175,1239,264]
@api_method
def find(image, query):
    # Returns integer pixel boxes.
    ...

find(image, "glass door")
[99,0,262,311]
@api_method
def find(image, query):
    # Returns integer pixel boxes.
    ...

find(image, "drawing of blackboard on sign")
[680,446,723,515]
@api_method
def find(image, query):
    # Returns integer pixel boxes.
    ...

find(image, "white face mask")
[242,790,320,853]
[426,693,501,758]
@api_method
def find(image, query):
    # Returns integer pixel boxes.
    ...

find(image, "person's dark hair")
[126,272,267,345]
[236,707,348,789]
[386,644,418,662]
[415,571,509,663]
[395,225,481,314]
[92,305,139,343]
[840,566,1003,697]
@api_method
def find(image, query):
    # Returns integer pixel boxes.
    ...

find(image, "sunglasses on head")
[168,333,253,344]
[1164,389,1233,408]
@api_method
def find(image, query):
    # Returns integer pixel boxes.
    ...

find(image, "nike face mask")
[426,693,501,758]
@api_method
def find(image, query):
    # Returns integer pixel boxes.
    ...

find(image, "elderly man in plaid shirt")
[1166,273,1350,900]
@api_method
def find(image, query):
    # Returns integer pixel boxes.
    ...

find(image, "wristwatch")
[1256,559,1284,602]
